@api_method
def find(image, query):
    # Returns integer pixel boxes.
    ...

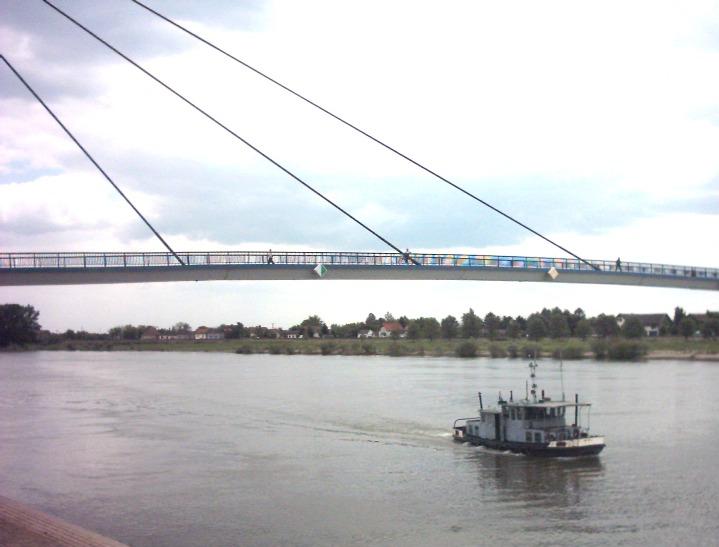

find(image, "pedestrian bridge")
[1,251,716,290]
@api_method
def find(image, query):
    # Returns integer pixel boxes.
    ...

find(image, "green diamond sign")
[313,263,327,278]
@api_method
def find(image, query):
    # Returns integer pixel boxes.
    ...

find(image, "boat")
[452,360,605,457]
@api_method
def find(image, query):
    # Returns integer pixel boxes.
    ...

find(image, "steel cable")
[0,54,185,265]
[40,0,419,265]
[127,0,598,271]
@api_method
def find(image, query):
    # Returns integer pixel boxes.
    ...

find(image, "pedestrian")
[267,249,274,265]
[403,248,411,264]
[615,257,622,272]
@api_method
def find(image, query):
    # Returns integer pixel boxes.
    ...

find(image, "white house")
[378,322,407,338]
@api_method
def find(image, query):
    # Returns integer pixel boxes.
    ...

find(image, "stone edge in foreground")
[0,495,128,547]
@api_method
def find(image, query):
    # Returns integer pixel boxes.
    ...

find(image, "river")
[0,352,717,546]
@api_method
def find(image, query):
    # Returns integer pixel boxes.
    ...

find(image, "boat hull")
[463,434,605,457]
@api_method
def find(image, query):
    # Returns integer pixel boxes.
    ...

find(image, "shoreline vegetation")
[10,336,719,361]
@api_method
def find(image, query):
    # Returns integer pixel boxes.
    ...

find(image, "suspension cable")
[40,0,419,265]
[0,54,185,266]
[127,0,598,271]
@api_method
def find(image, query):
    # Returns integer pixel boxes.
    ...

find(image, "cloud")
[2,0,719,330]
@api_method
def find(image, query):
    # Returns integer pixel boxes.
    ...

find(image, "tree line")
[1,304,717,347]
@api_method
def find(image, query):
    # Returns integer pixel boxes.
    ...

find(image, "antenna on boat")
[559,349,566,402]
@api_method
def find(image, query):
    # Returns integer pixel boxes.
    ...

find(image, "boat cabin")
[464,399,591,445]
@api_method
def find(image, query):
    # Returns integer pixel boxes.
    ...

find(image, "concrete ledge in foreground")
[0,495,128,547]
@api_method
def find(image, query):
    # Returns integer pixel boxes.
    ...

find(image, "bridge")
[1,251,716,290]
[2,3,717,294]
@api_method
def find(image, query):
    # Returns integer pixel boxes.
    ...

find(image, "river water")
[0,352,717,546]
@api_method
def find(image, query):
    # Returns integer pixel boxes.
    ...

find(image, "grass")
[26,336,719,360]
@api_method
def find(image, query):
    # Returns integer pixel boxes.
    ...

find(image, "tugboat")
[452,360,605,457]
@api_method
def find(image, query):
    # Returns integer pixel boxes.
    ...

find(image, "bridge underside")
[2,265,716,290]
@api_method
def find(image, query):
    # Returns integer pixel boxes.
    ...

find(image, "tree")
[0,304,41,347]
[484,312,501,340]
[331,322,365,338]
[440,315,460,339]
[408,317,441,340]
[173,322,191,333]
[527,314,547,341]
[659,316,673,336]
[569,308,586,335]
[702,318,719,339]
[594,314,619,338]
[672,307,686,335]
[407,320,421,340]
[575,319,591,340]
[506,319,522,339]
[364,313,381,331]
[679,317,697,340]
[398,315,409,328]
[301,315,324,327]
[548,312,570,339]
[383,312,396,322]
[223,322,245,339]
[422,317,441,340]
[121,325,141,340]
[461,308,482,338]
[621,317,645,339]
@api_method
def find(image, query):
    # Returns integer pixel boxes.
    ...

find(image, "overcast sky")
[1,0,718,332]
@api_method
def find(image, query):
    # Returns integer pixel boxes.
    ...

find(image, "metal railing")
[0,251,717,280]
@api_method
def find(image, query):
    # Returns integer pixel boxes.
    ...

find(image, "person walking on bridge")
[615,257,622,271]
[267,249,274,264]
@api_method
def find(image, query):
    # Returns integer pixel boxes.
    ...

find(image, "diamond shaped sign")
[313,263,327,278]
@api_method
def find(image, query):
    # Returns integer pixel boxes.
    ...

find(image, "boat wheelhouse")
[453,360,605,457]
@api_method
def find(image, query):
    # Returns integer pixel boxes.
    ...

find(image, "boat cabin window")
[524,407,546,420]
[549,408,555,418]
[534,432,542,443]
[510,408,516,420]
[525,432,532,442]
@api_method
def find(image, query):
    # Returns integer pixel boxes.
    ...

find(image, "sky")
[1,0,718,332]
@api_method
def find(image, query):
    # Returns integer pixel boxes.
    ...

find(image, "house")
[285,329,302,339]
[616,314,670,337]
[378,322,407,338]
[688,312,719,325]
[141,327,159,341]
[357,329,375,338]
[688,312,719,336]
[206,329,224,340]
[159,331,191,342]
[247,326,269,339]
[193,326,224,340]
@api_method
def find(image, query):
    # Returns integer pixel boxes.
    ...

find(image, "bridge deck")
[1,251,717,290]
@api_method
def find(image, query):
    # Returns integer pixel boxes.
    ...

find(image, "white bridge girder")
[1,264,717,290]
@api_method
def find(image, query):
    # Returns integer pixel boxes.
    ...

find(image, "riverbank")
[11,336,719,361]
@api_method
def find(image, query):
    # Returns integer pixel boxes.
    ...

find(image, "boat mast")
[529,360,538,403]
[559,350,566,402]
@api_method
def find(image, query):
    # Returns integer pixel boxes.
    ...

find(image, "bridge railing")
[0,251,717,280]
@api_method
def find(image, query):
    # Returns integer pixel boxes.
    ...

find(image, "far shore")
[6,336,718,361]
